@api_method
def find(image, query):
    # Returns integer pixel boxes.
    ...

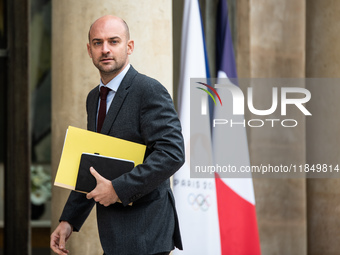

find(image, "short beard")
[95,62,123,75]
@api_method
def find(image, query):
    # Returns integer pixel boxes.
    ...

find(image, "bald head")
[86,15,134,84]
[88,15,130,42]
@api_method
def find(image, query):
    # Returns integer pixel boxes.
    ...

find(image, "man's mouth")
[100,58,114,63]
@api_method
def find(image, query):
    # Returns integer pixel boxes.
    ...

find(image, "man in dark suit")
[50,15,184,255]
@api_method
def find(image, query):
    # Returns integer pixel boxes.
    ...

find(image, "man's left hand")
[86,167,119,206]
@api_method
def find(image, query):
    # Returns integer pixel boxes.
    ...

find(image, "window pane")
[0,57,5,163]
[30,0,51,164]
[0,0,6,49]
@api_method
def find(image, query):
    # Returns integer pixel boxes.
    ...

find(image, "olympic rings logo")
[187,193,211,211]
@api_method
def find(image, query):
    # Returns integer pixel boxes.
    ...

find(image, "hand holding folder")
[86,167,122,206]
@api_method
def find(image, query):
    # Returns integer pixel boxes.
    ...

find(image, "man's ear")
[127,40,134,55]
[87,43,92,58]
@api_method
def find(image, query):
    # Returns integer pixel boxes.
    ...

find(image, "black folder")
[75,153,135,193]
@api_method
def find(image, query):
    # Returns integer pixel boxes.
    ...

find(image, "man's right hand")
[50,221,73,255]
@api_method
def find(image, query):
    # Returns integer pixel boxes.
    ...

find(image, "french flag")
[173,0,220,254]
[173,0,261,254]
[213,0,261,254]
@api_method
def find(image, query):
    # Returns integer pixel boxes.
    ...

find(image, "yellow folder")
[54,126,146,190]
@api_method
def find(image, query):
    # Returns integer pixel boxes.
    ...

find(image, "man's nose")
[102,42,110,54]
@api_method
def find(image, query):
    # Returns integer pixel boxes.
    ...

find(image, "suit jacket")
[60,66,185,255]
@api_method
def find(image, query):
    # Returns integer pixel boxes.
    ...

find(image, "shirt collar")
[99,64,131,92]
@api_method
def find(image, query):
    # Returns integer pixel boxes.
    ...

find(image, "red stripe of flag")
[215,174,261,255]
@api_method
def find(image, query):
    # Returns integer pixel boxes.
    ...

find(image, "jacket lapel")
[88,86,100,132]
[101,66,138,134]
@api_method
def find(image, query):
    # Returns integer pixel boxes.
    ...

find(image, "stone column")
[236,0,251,79]
[244,0,307,254]
[306,1,340,254]
[51,1,173,254]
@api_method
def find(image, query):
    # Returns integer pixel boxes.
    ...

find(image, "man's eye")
[111,40,118,44]
[94,42,102,46]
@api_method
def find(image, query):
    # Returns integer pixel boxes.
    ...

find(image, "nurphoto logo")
[195,79,312,128]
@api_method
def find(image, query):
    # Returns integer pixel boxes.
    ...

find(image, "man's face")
[87,17,133,76]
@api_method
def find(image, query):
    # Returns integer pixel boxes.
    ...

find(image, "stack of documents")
[54,126,146,192]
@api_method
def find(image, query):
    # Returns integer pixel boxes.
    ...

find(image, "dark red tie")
[97,86,111,133]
